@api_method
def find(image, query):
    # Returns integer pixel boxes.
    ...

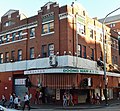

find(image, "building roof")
[99,14,120,23]
[2,9,19,17]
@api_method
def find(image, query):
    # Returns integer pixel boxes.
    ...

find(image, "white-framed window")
[4,21,15,27]
[11,50,15,61]
[30,47,35,59]
[6,34,10,42]
[42,22,54,34]
[18,49,22,61]
[5,52,9,63]
[78,44,82,57]
[18,31,22,39]
[90,29,93,39]
[30,27,35,37]
[90,48,94,60]
[42,45,47,57]
[110,23,116,27]
[77,23,85,35]
[100,33,102,42]
[0,36,4,44]
[0,53,3,64]
[48,43,54,56]
[12,32,16,41]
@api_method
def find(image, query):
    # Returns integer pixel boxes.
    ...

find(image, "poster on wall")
[56,89,60,100]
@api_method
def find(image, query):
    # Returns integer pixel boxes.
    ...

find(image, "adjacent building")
[0,2,120,104]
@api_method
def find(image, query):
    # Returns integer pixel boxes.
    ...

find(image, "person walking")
[1,95,6,107]
[96,93,100,104]
[39,91,43,104]
[14,95,19,109]
[63,92,67,107]
[23,92,30,111]
[35,91,39,104]
[69,94,74,106]
[8,93,14,108]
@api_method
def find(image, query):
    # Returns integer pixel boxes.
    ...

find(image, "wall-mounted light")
[64,51,66,55]
[37,54,40,59]
[56,52,59,55]
[75,52,77,55]
[69,51,71,55]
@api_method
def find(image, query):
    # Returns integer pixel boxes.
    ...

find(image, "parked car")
[0,105,21,111]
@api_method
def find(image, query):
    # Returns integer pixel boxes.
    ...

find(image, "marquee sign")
[24,68,101,75]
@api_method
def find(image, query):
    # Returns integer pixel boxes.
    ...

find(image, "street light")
[102,7,120,106]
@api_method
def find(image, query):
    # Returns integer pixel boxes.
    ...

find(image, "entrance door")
[14,78,28,101]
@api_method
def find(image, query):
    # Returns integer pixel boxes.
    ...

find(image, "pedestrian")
[39,91,43,104]
[23,92,30,111]
[96,93,100,104]
[63,92,67,107]
[8,93,14,108]
[14,95,19,109]
[18,96,21,109]
[1,95,6,107]
[69,94,74,106]
[67,93,70,106]
[35,91,39,104]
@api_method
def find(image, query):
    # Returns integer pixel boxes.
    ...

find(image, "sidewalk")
[1,99,120,110]
[30,99,120,110]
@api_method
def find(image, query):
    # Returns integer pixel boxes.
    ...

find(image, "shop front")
[24,68,120,104]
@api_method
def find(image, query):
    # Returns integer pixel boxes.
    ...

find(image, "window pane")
[6,34,10,42]
[30,28,35,37]
[30,47,35,59]
[0,53,3,63]
[42,45,47,57]
[83,46,86,58]
[49,22,54,32]
[48,44,54,56]
[18,50,22,61]
[18,31,22,39]
[42,24,48,34]
[78,44,82,57]
[12,32,16,41]
[5,52,9,63]
[11,50,15,61]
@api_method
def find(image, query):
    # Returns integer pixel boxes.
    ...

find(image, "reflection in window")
[6,34,10,42]
[48,43,54,56]
[90,29,93,39]
[77,23,85,35]
[0,53,3,64]
[0,36,4,44]
[30,47,35,59]
[91,48,94,60]
[78,44,82,57]
[42,22,54,34]
[18,31,22,40]
[12,32,16,41]
[30,28,35,37]
[11,50,15,61]
[18,49,22,61]
[5,52,9,63]
[83,45,86,58]
[42,45,47,57]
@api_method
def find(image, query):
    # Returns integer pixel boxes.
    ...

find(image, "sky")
[0,0,120,19]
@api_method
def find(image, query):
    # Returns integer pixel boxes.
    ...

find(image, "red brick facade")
[0,2,120,104]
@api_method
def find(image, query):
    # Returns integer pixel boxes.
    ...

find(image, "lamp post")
[102,7,120,106]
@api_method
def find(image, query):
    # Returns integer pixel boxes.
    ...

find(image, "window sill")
[41,31,54,36]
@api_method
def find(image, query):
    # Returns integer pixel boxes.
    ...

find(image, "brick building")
[0,2,120,104]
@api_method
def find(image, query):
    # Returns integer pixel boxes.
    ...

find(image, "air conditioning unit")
[49,55,57,67]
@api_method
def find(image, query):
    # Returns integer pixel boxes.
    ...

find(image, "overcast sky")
[0,0,120,19]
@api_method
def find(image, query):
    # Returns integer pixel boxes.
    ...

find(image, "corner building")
[0,2,120,104]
